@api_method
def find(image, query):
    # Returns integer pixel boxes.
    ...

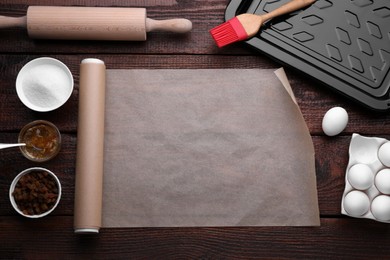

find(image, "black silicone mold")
[225,0,390,111]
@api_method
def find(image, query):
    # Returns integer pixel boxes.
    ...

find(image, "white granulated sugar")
[22,64,70,108]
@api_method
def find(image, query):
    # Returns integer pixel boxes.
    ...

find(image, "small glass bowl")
[9,167,62,218]
[18,120,61,162]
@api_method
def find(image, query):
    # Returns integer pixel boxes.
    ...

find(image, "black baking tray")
[225,0,390,111]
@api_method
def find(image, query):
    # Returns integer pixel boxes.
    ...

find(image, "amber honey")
[18,120,61,162]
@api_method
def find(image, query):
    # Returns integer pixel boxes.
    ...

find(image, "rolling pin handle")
[0,15,27,29]
[146,18,192,33]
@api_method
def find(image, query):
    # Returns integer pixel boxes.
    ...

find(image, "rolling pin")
[0,6,192,41]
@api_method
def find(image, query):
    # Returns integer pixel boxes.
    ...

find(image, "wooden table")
[1,1,390,259]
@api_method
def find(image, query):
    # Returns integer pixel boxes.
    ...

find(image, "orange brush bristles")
[210,17,249,47]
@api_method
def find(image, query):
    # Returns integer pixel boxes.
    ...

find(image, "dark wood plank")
[1,0,390,258]
[0,217,389,259]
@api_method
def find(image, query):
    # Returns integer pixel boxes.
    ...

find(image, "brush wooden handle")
[0,6,192,41]
[261,0,316,22]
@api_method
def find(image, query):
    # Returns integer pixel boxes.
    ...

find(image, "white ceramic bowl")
[16,57,74,112]
[9,167,62,218]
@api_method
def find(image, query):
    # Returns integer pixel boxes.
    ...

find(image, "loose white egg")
[343,190,370,217]
[347,164,374,190]
[378,142,390,167]
[322,107,348,136]
[371,195,390,221]
[375,169,390,194]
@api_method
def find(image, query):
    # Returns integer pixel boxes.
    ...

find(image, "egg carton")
[341,134,390,223]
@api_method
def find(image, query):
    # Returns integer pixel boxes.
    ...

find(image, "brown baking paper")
[102,68,320,227]
[74,59,106,233]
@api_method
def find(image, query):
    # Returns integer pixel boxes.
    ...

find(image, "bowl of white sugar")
[16,57,74,112]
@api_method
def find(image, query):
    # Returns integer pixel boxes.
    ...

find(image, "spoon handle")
[0,143,26,149]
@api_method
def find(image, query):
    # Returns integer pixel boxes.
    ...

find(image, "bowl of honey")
[18,120,61,162]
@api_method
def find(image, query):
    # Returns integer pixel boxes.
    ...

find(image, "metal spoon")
[0,143,26,150]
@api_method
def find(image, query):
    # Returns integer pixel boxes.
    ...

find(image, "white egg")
[343,190,370,217]
[371,195,390,221]
[347,164,374,190]
[375,169,390,194]
[322,107,348,136]
[378,142,390,167]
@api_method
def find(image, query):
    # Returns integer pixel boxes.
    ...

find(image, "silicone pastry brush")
[210,0,316,47]
[0,6,192,41]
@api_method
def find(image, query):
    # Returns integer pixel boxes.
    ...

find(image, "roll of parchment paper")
[74,58,106,234]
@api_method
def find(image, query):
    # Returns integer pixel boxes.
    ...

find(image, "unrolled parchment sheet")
[102,68,320,227]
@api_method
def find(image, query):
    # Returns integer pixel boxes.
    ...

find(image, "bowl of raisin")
[9,167,61,218]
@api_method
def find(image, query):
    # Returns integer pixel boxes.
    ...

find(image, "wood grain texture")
[0,217,389,259]
[1,0,390,258]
